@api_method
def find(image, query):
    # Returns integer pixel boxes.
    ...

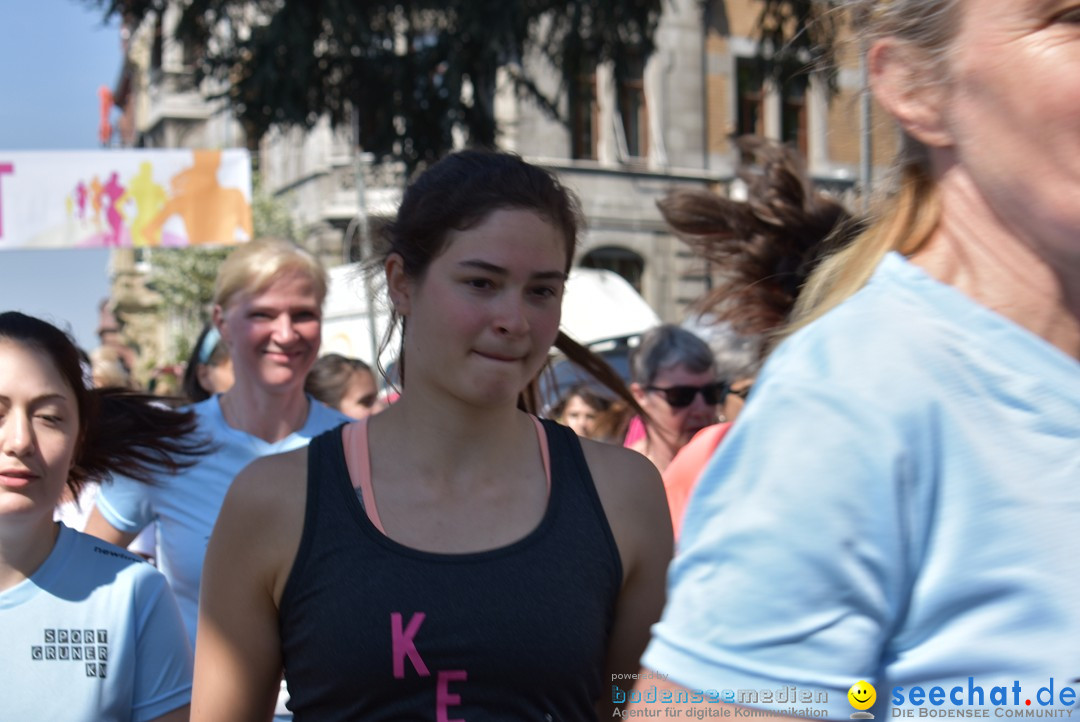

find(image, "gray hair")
[682,315,762,382]
[631,324,715,386]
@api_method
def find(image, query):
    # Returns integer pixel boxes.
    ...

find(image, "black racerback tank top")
[279,418,623,721]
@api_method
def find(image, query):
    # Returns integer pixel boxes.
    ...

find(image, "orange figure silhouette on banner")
[98,86,113,146]
[88,175,104,228]
[143,150,252,246]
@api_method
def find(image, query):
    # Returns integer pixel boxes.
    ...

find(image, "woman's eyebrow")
[458,259,567,281]
[0,392,70,405]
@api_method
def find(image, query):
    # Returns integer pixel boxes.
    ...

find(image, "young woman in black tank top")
[192,150,673,721]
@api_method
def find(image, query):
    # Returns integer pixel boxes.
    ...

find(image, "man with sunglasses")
[628,324,722,473]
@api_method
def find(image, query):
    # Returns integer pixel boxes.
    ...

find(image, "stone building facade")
[108,0,895,371]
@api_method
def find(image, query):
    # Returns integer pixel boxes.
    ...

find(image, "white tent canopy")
[558,267,660,346]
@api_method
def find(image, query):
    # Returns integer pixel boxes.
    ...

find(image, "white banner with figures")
[0,149,252,250]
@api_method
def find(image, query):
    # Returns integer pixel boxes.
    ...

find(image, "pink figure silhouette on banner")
[102,172,127,246]
[75,181,87,220]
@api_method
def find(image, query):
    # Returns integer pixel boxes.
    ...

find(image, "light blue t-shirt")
[95,395,348,644]
[643,253,1080,716]
[0,524,192,722]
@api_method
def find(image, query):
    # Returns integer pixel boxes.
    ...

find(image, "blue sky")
[0,0,121,349]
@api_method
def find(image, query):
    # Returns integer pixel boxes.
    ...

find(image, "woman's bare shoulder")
[579,437,658,487]
[227,447,310,513]
[578,438,669,531]
[214,447,312,602]
[577,436,673,613]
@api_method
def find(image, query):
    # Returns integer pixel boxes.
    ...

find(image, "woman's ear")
[195,363,215,392]
[869,37,952,148]
[629,382,648,405]
[211,305,229,346]
[385,253,412,316]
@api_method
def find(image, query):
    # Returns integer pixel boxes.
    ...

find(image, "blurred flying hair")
[658,136,859,346]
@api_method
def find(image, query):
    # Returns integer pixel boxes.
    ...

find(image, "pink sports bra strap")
[531,416,552,491]
[342,418,386,533]
[341,416,552,535]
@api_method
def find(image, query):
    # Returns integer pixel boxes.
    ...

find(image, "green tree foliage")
[250,172,297,242]
[142,244,228,365]
[89,0,663,172]
[747,0,842,93]
[145,247,230,326]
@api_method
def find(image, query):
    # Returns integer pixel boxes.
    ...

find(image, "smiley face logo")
[848,680,877,711]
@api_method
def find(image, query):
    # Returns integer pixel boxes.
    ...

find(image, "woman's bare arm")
[584,440,674,717]
[191,449,308,722]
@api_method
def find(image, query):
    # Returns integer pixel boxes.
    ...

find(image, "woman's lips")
[264,349,303,362]
[0,471,37,488]
[474,351,522,362]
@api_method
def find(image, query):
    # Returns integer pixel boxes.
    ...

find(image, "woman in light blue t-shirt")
[0,311,203,722]
[85,239,350,719]
[634,0,1080,715]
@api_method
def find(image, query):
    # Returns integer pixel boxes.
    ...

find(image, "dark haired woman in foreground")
[193,150,672,720]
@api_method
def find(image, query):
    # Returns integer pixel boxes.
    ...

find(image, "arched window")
[580,246,645,293]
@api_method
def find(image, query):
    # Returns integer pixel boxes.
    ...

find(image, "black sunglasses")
[645,381,727,408]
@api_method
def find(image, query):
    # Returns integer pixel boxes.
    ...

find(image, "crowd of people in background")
[2,0,1078,715]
